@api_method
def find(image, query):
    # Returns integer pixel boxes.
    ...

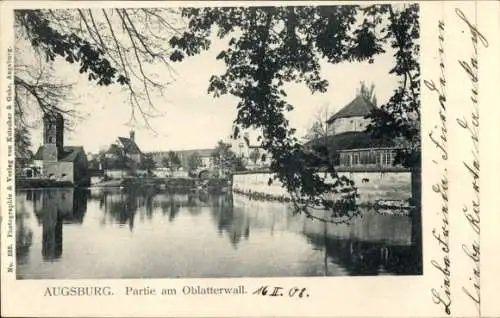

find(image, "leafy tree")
[233,156,246,172]
[14,110,34,161]
[168,4,420,209]
[364,6,420,169]
[187,152,202,173]
[167,151,181,170]
[14,8,183,128]
[14,40,79,130]
[161,156,170,168]
[15,5,420,212]
[249,148,261,165]
[140,154,156,174]
[106,143,131,177]
[87,153,101,170]
[14,120,34,172]
[161,151,181,173]
[212,140,246,176]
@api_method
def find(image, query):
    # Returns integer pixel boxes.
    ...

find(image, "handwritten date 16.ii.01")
[252,286,309,298]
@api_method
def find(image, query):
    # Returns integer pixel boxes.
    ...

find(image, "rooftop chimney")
[129,130,135,141]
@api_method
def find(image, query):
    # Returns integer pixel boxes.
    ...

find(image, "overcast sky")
[20,12,400,154]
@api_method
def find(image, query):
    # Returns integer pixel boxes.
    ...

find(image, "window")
[368,151,377,164]
[360,151,369,165]
[340,153,349,166]
[381,151,391,166]
[352,152,360,165]
[388,151,395,166]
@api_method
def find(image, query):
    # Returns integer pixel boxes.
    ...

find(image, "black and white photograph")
[12,3,422,280]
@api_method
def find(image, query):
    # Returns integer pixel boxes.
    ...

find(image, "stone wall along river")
[232,171,412,204]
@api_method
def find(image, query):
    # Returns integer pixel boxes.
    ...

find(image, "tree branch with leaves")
[168,4,420,215]
[14,8,185,130]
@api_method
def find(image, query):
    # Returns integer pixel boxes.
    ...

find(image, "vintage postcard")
[1,1,499,317]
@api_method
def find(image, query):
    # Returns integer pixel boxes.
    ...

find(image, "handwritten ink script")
[455,8,488,316]
[252,285,309,298]
[425,20,451,316]
[427,9,489,316]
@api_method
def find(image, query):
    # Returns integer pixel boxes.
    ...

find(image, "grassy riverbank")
[16,178,74,189]
[16,176,230,192]
[93,177,230,191]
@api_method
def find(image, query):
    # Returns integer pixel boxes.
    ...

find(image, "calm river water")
[15,187,421,279]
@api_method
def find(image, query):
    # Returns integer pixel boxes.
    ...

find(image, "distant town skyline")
[20,36,400,154]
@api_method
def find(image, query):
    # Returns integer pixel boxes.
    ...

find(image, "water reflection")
[22,189,88,261]
[16,188,421,279]
[212,198,251,248]
[15,196,33,265]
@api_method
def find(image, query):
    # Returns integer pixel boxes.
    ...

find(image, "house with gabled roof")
[307,95,405,170]
[107,131,143,163]
[33,113,90,186]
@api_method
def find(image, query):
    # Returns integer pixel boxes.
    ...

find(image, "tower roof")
[326,95,376,124]
[117,137,142,155]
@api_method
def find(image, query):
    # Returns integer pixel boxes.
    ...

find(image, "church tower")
[42,113,64,162]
